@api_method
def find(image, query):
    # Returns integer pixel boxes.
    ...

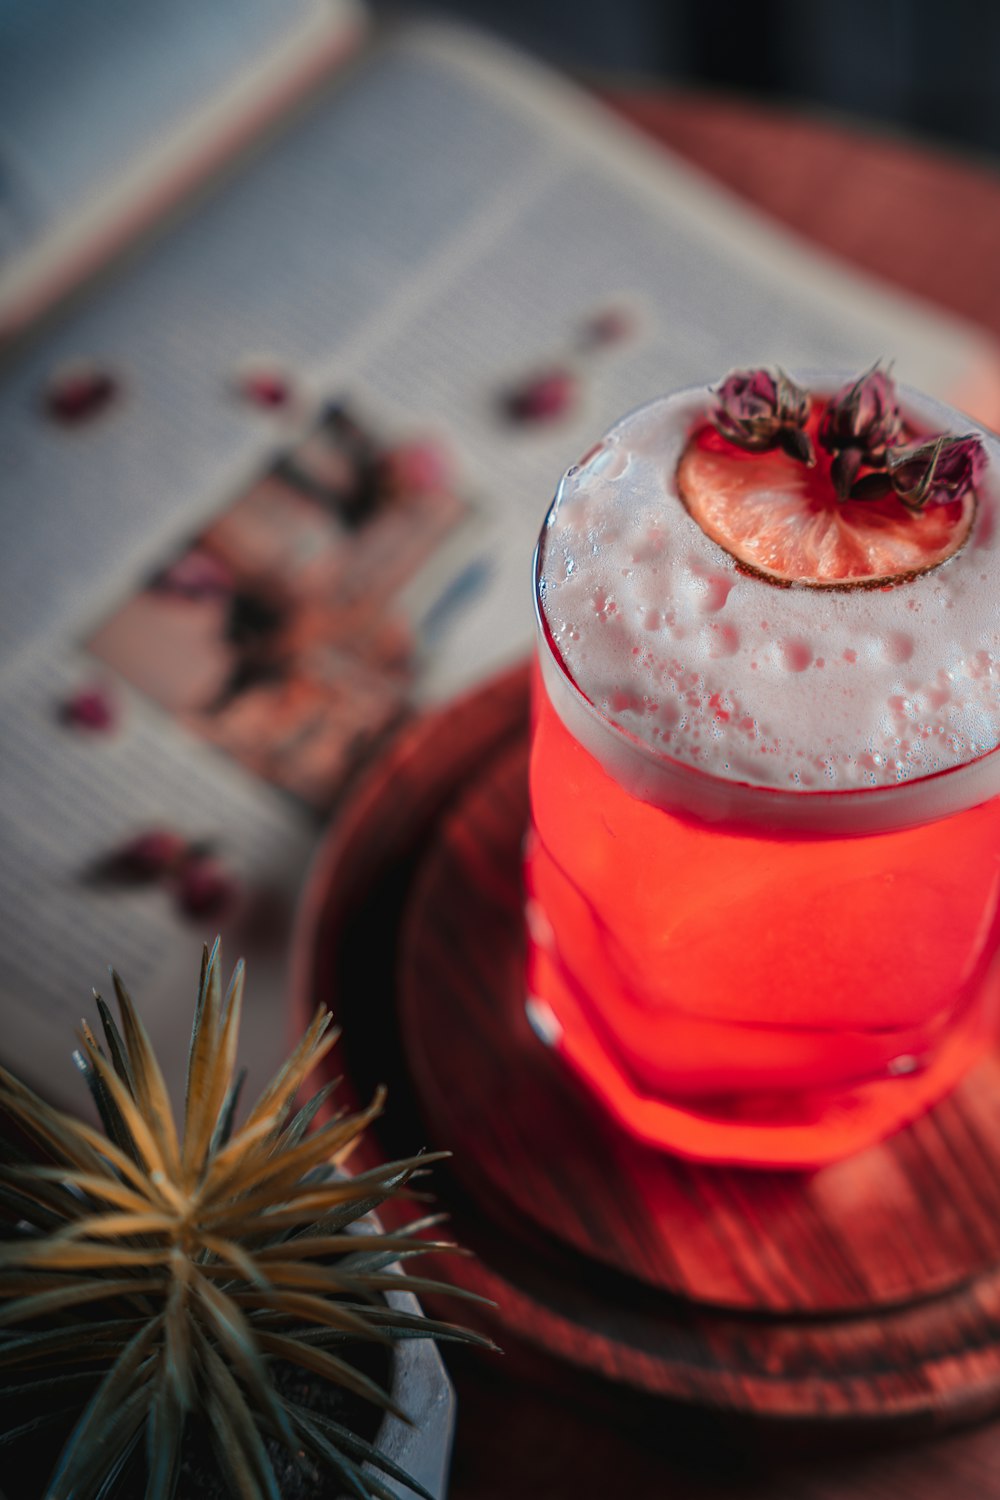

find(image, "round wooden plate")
[292,663,1000,1428]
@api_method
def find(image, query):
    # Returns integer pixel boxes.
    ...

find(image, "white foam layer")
[536,380,1000,834]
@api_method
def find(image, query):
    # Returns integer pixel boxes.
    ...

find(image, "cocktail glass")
[525,376,1000,1168]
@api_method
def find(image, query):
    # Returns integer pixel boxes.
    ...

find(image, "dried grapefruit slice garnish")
[677,422,975,588]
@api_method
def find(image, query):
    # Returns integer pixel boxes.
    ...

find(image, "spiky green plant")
[0,941,491,1500]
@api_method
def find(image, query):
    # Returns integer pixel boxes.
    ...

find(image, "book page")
[2,20,997,1112]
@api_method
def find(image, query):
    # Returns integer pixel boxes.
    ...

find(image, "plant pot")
[373,1286,456,1500]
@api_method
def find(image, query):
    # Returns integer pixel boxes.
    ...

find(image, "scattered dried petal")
[234,363,294,410]
[45,362,118,424]
[578,306,635,350]
[504,368,579,424]
[60,685,117,732]
[103,830,189,883]
[176,856,239,920]
[888,433,985,511]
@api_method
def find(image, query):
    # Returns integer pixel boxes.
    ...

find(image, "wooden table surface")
[443,89,1000,1500]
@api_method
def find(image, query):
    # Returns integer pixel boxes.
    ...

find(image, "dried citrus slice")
[677,423,975,587]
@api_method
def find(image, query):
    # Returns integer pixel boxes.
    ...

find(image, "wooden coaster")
[292,663,1000,1426]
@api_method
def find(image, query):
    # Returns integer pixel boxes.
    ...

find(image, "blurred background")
[378,0,1000,158]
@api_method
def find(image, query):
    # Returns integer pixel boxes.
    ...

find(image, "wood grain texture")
[293,664,1000,1427]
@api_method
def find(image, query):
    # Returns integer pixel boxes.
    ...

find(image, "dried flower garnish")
[885,433,986,512]
[819,363,903,498]
[711,368,815,465]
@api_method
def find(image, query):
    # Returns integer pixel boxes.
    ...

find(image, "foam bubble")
[536,381,1000,831]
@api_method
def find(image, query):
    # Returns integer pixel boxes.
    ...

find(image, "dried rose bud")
[711,368,814,465]
[887,433,985,511]
[578,306,635,350]
[60,684,117,732]
[105,830,188,882]
[503,368,579,424]
[819,365,903,498]
[176,855,238,920]
[234,363,293,410]
[45,362,119,424]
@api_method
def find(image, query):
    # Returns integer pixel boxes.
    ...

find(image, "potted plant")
[0,940,491,1499]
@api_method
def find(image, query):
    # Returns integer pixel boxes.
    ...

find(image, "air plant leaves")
[163,1261,195,1413]
[253,1331,407,1423]
[192,1275,296,1448]
[184,957,245,1187]
[145,1376,184,1500]
[46,1382,152,1500]
[0,1276,166,1327]
[283,1402,437,1500]
[286,1404,385,1500]
[208,1067,248,1159]
[0,943,488,1500]
[184,938,223,1163]
[0,1317,145,1369]
[94,995,137,1098]
[77,1030,175,1196]
[0,1402,86,1447]
[200,1091,387,1217]
[5,1166,159,1216]
[229,1286,392,1342]
[74,1025,141,1167]
[45,1317,160,1500]
[241,1009,339,1141]
[0,1068,121,1181]
[110,970,181,1182]
[198,1331,281,1500]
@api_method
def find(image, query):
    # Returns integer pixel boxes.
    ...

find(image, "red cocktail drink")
[526,373,1000,1167]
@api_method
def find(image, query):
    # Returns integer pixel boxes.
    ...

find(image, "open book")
[2,9,998,1111]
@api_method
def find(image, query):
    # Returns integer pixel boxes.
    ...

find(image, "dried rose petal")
[819,365,903,498]
[235,364,293,409]
[176,855,238,920]
[45,362,118,424]
[60,685,117,732]
[377,440,451,494]
[711,368,814,463]
[888,433,985,511]
[106,830,188,882]
[578,306,635,350]
[504,368,579,424]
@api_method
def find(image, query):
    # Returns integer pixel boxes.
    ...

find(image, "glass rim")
[532,484,1000,838]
